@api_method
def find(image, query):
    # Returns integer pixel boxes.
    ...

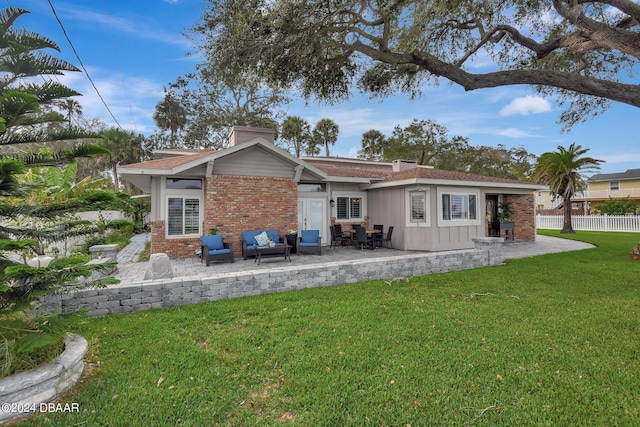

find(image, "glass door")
[298,198,327,242]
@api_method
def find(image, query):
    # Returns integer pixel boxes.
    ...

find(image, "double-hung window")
[610,181,620,191]
[438,188,480,226]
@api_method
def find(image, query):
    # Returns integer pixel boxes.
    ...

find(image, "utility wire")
[46,0,124,130]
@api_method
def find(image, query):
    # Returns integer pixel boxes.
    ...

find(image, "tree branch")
[351,41,640,107]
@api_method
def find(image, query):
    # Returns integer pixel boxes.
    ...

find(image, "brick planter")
[0,333,87,424]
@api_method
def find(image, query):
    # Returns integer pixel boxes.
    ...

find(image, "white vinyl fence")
[536,214,640,233]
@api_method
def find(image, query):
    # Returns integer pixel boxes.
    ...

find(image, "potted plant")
[491,202,516,238]
[209,227,219,235]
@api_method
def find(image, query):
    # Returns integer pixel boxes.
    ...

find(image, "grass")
[17,231,640,426]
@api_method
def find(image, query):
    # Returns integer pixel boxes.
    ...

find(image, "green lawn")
[19,231,640,426]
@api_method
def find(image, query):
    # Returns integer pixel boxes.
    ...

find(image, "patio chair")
[298,229,322,255]
[200,235,234,266]
[373,224,384,248]
[381,226,394,249]
[329,225,342,249]
[354,226,374,250]
[333,223,351,246]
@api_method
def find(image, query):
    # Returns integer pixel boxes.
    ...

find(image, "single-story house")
[119,126,546,259]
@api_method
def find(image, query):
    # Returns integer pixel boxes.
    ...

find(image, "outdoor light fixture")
[330,198,335,207]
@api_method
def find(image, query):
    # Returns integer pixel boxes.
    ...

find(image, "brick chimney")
[228,125,275,146]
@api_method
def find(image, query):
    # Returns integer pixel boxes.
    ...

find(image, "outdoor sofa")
[241,229,284,260]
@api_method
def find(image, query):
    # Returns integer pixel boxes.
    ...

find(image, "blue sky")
[17,0,640,174]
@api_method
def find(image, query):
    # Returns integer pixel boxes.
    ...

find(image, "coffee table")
[254,244,292,264]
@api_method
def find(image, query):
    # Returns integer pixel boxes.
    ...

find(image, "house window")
[610,181,619,191]
[166,178,202,190]
[298,183,326,192]
[442,193,477,221]
[167,197,200,236]
[336,196,362,220]
[410,191,427,223]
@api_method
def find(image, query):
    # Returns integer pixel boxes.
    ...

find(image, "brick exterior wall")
[151,175,298,259]
[204,175,298,257]
[150,220,202,259]
[506,193,536,241]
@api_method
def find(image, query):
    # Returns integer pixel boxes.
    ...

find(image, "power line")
[46,0,124,130]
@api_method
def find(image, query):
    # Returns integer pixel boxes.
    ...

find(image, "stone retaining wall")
[38,238,502,317]
[0,334,87,424]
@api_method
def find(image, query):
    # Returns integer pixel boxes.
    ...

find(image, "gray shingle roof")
[589,168,640,181]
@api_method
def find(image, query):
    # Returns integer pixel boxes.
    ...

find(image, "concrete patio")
[114,233,594,284]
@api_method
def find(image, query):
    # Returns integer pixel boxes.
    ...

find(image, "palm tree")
[281,116,310,157]
[532,143,603,233]
[312,118,339,157]
[152,91,188,144]
[358,129,385,161]
[101,128,146,190]
[54,98,83,128]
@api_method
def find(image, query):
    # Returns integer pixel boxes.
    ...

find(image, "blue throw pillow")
[301,229,319,243]
[201,234,224,250]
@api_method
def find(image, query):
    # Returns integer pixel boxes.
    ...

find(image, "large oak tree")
[194,0,640,126]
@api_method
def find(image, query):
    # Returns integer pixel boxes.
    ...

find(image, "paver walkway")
[113,234,594,285]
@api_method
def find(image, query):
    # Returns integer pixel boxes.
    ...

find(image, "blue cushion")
[208,248,231,255]
[242,230,261,246]
[201,234,224,250]
[299,242,319,247]
[301,229,319,244]
[265,229,280,243]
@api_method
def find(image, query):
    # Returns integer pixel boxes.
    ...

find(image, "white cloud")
[499,96,552,116]
[55,69,163,134]
[58,4,191,48]
[496,128,537,138]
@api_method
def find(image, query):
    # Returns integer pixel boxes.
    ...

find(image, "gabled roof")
[589,168,640,182]
[118,138,327,192]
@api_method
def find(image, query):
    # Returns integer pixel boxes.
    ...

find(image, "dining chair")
[354,226,373,250]
[373,224,383,248]
[329,226,342,249]
[381,226,394,249]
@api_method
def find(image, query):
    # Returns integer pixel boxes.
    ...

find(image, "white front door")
[298,198,327,243]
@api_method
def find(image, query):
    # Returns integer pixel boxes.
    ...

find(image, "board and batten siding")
[368,186,487,251]
[212,147,296,178]
[367,187,408,250]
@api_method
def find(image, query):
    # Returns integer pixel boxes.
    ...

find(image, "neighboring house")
[538,168,640,213]
[119,126,545,259]
[576,169,640,212]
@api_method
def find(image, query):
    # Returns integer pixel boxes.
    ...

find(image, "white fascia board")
[172,153,217,175]
[117,166,169,176]
[323,176,373,184]
[364,178,547,191]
